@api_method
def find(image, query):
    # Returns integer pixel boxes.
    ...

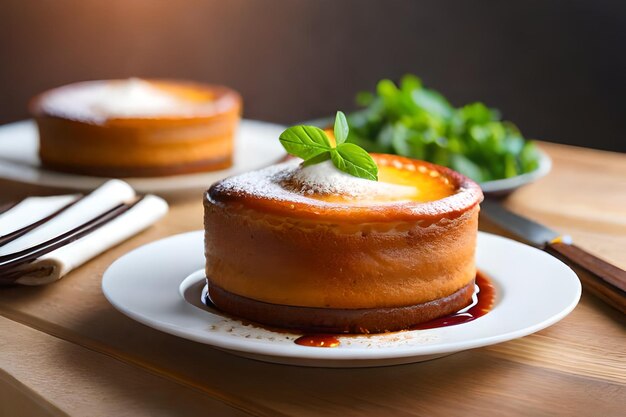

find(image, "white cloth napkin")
[0,180,168,285]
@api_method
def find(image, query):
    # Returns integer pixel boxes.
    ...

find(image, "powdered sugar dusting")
[212,159,418,206]
[39,78,209,123]
[290,161,416,198]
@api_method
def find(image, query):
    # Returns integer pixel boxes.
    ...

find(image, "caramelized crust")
[208,156,481,224]
[204,155,483,319]
[31,80,242,177]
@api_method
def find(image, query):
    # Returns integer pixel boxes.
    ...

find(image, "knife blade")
[480,198,567,248]
[480,198,626,313]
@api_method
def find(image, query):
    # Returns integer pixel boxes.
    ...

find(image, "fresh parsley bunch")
[347,75,540,182]
[280,111,378,181]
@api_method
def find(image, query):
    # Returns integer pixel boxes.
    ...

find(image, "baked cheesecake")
[204,154,483,333]
[31,78,242,177]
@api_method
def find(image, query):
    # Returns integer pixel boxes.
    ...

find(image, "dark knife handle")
[546,242,626,314]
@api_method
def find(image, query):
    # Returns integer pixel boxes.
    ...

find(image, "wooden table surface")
[0,142,624,417]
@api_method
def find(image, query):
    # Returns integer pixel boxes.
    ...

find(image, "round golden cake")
[31,78,242,177]
[204,154,483,333]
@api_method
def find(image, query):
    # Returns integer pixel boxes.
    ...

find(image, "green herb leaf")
[400,74,422,93]
[520,141,540,172]
[279,112,379,181]
[279,125,332,160]
[301,151,331,167]
[331,143,378,181]
[504,154,518,178]
[411,89,453,119]
[355,91,374,106]
[451,154,484,182]
[334,111,349,145]
[350,75,541,182]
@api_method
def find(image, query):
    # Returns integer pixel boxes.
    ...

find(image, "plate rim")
[102,230,581,362]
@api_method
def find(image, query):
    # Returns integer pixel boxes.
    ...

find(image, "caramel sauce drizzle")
[294,272,495,348]
[294,334,341,348]
[410,272,495,330]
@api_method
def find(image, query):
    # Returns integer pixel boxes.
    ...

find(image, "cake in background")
[31,78,242,177]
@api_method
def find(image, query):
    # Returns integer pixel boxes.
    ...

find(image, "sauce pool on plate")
[295,272,495,348]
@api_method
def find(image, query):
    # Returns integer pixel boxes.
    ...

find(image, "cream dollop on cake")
[286,160,417,200]
[38,78,209,123]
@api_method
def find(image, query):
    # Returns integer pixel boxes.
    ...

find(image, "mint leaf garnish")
[334,111,349,145]
[301,151,331,167]
[279,125,332,160]
[331,143,378,181]
[279,111,378,181]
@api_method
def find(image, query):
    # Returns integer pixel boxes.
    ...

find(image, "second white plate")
[102,231,581,367]
[0,119,286,197]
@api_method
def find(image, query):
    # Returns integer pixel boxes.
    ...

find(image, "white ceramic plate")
[102,231,581,368]
[0,119,286,197]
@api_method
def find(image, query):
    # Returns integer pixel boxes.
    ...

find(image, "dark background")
[1,0,624,152]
